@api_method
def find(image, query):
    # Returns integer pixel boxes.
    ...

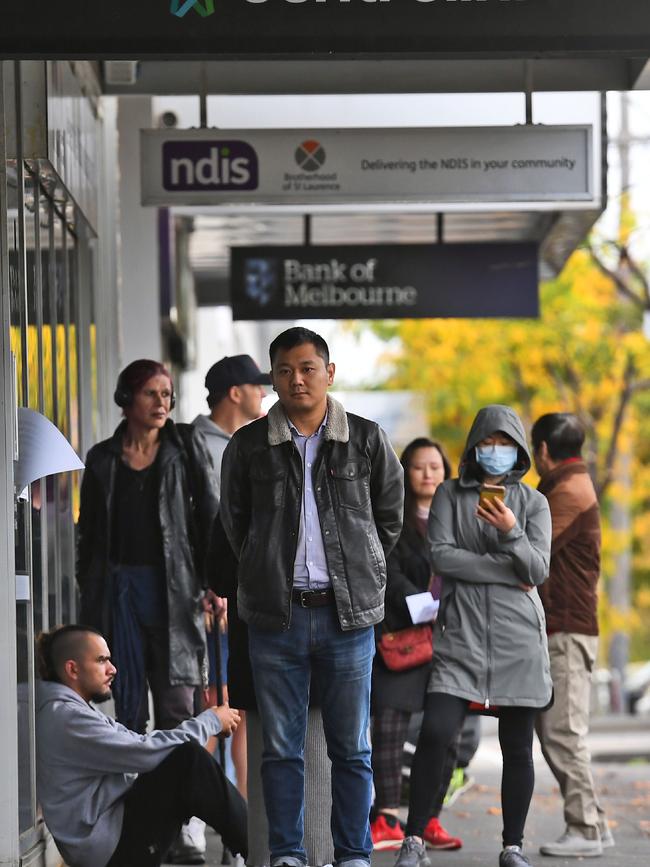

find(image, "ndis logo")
[162,141,259,192]
[170,1,215,18]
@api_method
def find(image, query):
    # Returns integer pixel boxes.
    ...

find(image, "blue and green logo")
[170,0,215,18]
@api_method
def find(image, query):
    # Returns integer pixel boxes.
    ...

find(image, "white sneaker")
[539,831,602,858]
[168,817,207,865]
[600,824,615,849]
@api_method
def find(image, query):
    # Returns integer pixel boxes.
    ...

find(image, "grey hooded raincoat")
[428,405,553,709]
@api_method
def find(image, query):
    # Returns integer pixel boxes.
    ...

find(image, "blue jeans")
[248,604,375,866]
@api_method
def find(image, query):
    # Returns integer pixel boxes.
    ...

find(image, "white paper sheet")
[14,407,84,493]
[406,591,440,625]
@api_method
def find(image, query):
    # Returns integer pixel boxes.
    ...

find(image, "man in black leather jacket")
[221,326,403,867]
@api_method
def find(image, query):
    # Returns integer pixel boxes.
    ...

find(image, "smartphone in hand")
[479,483,506,507]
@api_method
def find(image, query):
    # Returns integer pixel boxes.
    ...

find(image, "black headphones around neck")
[113,371,176,410]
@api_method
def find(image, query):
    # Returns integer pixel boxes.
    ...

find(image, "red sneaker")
[423,817,463,850]
[371,813,405,851]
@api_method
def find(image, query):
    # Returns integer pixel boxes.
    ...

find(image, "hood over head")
[459,404,531,487]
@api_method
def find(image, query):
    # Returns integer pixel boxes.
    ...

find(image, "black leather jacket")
[220,395,404,632]
[76,420,220,686]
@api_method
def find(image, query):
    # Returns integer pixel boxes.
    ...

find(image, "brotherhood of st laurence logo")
[295,140,327,173]
[170,0,215,18]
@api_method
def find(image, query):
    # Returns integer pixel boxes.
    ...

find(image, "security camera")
[159,111,179,129]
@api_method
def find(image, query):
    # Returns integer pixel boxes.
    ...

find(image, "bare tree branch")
[596,355,637,500]
[620,245,650,306]
[587,244,646,310]
[631,378,650,394]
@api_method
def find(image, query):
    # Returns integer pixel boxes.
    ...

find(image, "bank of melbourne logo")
[295,140,326,172]
[170,0,215,18]
[244,259,278,308]
[162,141,258,192]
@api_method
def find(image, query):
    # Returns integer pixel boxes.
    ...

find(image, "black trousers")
[405,693,536,848]
[106,741,248,867]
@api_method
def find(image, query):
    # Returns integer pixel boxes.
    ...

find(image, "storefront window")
[10,170,89,839]
[3,61,103,859]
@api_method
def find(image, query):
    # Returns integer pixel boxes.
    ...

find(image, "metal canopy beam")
[104,58,650,96]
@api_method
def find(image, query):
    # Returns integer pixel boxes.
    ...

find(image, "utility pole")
[608,91,633,713]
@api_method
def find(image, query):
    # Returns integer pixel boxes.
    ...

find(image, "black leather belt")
[292,588,335,608]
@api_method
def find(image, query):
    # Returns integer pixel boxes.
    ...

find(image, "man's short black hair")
[206,389,229,410]
[36,624,104,682]
[269,327,330,367]
[531,413,585,461]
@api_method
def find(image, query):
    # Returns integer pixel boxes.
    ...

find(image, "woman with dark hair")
[77,359,220,733]
[394,405,552,867]
[371,438,462,853]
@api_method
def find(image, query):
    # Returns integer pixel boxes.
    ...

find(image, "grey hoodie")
[192,414,231,494]
[428,405,553,708]
[35,681,221,867]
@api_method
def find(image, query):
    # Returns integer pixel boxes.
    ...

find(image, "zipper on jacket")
[484,584,492,709]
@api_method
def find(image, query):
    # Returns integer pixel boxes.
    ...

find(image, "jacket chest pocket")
[329,461,371,511]
[250,465,286,508]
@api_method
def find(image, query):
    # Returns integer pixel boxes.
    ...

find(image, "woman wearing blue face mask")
[394,405,552,867]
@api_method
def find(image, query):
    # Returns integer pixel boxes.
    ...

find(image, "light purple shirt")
[289,414,331,590]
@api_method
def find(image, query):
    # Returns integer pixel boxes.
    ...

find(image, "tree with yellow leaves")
[371,242,650,663]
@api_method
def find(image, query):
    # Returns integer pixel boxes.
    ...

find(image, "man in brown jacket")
[532,413,613,858]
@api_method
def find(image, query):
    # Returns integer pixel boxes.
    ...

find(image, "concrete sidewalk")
[179,717,650,867]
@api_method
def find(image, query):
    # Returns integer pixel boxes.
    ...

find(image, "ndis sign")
[161,140,259,192]
[142,126,595,208]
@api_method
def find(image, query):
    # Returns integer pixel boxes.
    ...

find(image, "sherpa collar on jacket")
[267,394,350,446]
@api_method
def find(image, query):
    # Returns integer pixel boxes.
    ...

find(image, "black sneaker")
[499,846,532,867]
[394,836,431,867]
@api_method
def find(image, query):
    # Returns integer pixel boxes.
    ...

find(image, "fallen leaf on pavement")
[487,807,502,816]
[631,796,650,808]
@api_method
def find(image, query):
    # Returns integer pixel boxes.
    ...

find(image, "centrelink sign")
[141,126,596,211]
[2,1,650,57]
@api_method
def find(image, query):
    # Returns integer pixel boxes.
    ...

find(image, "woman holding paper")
[371,437,461,852]
[394,405,552,867]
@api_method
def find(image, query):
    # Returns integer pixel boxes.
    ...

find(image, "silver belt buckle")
[299,590,310,607]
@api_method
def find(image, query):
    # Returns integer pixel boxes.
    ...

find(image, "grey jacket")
[221,395,404,631]
[428,404,553,708]
[35,681,221,867]
[192,413,231,494]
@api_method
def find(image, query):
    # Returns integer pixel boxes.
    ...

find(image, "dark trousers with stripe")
[106,741,248,867]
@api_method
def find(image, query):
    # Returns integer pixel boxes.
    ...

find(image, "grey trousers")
[535,632,608,840]
[247,709,334,867]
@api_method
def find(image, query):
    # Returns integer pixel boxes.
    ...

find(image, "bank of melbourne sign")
[2,1,650,57]
[141,126,595,210]
[230,243,538,320]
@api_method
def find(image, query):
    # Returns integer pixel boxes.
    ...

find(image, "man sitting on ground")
[35,624,247,867]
